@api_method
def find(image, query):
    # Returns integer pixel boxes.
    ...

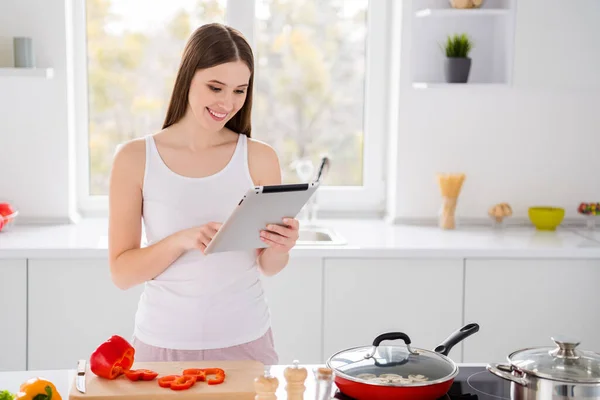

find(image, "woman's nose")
[218,92,234,112]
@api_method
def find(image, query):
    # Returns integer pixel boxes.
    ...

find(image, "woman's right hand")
[176,222,223,253]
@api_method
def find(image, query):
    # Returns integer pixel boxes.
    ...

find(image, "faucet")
[305,156,330,224]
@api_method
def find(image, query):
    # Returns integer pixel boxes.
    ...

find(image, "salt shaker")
[254,367,279,400]
[314,367,334,400]
[284,360,307,400]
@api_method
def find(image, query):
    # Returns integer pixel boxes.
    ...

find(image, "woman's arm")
[108,139,191,290]
[247,138,299,277]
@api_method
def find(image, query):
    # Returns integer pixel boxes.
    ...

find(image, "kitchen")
[1,0,600,398]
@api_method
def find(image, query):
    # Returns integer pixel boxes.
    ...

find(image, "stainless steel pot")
[487,336,600,399]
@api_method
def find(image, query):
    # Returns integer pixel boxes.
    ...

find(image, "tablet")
[203,182,320,254]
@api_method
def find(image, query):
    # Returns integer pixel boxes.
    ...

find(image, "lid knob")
[550,336,581,359]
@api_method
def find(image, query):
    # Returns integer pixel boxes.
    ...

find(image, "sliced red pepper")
[170,375,197,391]
[89,335,135,380]
[124,369,158,381]
[158,375,179,388]
[202,368,226,385]
[182,369,206,381]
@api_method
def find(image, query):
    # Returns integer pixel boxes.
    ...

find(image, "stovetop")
[333,366,511,400]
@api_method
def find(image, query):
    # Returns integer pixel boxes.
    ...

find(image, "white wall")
[389,0,600,222]
[0,0,599,223]
[0,0,76,222]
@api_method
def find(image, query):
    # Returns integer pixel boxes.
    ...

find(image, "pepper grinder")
[254,367,279,400]
[284,360,307,400]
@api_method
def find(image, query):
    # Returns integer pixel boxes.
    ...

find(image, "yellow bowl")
[528,207,565,230]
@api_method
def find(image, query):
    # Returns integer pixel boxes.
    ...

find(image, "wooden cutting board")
[68,360,265,400]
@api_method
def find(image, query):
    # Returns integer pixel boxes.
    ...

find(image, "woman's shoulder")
[246,137,281,185]
[113,136,147,166]
[111,135,151,186]
[247,137,278,161]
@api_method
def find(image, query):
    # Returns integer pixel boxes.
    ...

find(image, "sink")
[296,226,346,246]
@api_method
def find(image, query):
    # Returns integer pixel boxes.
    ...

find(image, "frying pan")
[325,323,479,400]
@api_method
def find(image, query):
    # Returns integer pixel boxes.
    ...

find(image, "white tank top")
[133,133,271,350]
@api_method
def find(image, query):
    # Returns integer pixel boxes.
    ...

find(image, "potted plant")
[442,33,473,83]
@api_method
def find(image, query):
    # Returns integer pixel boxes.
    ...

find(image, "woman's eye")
[235,89,246,94]
[208,85,221,92]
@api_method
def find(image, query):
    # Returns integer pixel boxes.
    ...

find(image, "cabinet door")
[323,258,465,363]
[261,257,323,364]
[0,259,27,371]
[463,259,600,363]
[28,259,144,370]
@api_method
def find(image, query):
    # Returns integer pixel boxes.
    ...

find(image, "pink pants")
[131,328,279,365]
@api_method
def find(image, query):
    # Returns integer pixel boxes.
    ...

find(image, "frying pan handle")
[372,332,411,347]
[434,323,480,356]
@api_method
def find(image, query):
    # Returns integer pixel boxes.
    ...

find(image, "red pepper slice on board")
[202,368,226,385]
[157,375,179,388]
[89,335,135,380]
[182,369,206,381]
[170,375,197,391]
[124,369,158,381]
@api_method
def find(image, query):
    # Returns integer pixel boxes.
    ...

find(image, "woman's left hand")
[260,217,300,253]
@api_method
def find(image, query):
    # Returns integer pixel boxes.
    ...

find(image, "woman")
[107,23,299,365]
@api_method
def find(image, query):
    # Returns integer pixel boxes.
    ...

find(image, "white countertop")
[0,218,599,259]
[0,363,490,399]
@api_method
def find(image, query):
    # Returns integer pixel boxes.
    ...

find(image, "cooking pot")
[325,323,479,400]
[487,336,600,399]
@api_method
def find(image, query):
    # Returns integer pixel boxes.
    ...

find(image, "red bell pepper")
[170,375,197,391]
[182,369,206,381]
[202,368,226,385]
[124,369,158,381]
[89,335,135,380]
[157,375,179,388]
[158,375,197,391]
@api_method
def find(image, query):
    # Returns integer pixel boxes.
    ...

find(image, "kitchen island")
[0,362,508,399]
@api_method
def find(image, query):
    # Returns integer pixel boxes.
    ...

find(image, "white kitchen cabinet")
[261,257,323,364]
[0,259,27,371]
[323,258,466,363]
[28,259,144,370]
[463,259,600,364]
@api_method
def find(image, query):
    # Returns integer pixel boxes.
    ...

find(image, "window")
[75,0,388,215]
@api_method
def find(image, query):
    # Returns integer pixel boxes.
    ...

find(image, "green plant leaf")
[441,33,473,58]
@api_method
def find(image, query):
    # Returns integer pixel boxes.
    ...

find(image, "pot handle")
[372,332,411,347]
[434,323,480,356]
[487,363,528,386]
[364,332,418,362]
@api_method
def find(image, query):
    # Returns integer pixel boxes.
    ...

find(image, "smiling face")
[187,60,251,133]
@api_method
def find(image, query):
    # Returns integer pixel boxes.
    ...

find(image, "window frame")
[73,0,389,217]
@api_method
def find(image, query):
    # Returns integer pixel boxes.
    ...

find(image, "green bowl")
[528,207,565,230]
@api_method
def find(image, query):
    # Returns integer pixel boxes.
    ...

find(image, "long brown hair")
[162,23,254,137]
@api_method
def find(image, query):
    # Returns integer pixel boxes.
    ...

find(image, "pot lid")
[509,336,600,383]
[327,338,457,387]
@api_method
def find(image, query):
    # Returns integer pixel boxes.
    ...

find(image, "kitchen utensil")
[315,156,330,183]
[325,323,480,400]
[68,360,264,399]
[314,367,335,400]
[76,359,86,393]
[487,336,600,399]
[528,206,565,230]
[284,360,307,400]
[253,367,278,400]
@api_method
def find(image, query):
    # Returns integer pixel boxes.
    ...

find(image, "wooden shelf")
[415,8,510,17]
[0,68,54,79]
